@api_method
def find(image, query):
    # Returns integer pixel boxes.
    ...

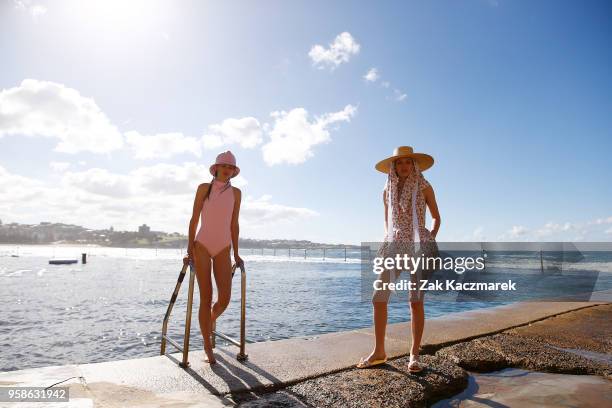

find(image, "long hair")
[203,176,215,202]
[385,158,425,242]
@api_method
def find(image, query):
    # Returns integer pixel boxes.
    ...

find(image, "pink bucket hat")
[209,150,240,178]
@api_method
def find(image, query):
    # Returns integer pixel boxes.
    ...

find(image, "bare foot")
[203,342,216,364]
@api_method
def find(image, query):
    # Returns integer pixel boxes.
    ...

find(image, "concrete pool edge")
[1,298,610,407]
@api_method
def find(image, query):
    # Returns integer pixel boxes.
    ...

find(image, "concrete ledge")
[1,298,609,407]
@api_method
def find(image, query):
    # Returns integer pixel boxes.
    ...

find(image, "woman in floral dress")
[357,146,441,373]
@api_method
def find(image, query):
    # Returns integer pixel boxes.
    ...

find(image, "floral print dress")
[374,159,436,302]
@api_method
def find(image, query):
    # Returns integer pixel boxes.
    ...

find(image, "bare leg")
[409,265,425,358]
[211,245,233,323]
[409,300,424,356]
[193,241,215,364]
[371,301,388,358]
[360,268,394,364]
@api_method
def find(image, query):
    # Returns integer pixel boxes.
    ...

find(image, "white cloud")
[0,164,190,232]
[0,164,314,235]
[62,168,133,198]
[61,162,248,198]
[123,162,252,204]
[309,32,360,70]
[201,117,263,149]
[363,68,379,82]
[125,131,201,159]
[465,226,486,241]
[261,104,357,165]
[14,0,47,20]
[534,221,574,238]
[0,79,123,154]
[0,165,45,202]
[29,4,46,18]
[589,216,612,225]
[362,69,406,102]
[498,225,529,240]
[130,162,211,195]
[393,89,407,102]
[241,195,318,226]
[201,133,223,150]
[49,161,71,172]
[493,216,612,241]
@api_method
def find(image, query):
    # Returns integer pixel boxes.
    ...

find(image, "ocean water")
[1,244,610,372]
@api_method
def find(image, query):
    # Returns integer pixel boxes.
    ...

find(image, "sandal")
[408,355,424,373]
[356,356,388,369]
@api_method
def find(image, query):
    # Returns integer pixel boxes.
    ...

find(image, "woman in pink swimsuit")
[186,150,243,364]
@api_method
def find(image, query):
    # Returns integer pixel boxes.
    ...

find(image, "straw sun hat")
[375,146,434,173]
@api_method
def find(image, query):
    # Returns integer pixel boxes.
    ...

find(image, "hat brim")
[375,153,434,173]
[210,164,240,178]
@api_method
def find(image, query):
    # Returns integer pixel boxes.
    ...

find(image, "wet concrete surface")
[505,303,612,354]
[435,304,612,379]
[436,332,611,378]
[432,368,612,408]
[232,304,611,407]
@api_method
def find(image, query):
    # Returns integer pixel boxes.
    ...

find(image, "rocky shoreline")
[232,304,612,407]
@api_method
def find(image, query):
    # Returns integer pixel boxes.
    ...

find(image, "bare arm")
[231,187,242,262]
[187,184,206,257]
[423,186,441,239]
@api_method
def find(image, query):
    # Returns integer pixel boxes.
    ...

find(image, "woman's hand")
[234,253,244,267]
[184,243,194,265]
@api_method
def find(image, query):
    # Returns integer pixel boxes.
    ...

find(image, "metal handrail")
[160,258,247,368]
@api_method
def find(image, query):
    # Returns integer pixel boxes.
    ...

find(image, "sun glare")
[69,0,166,33]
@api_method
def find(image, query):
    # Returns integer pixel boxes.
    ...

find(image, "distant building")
[138,224,151,235]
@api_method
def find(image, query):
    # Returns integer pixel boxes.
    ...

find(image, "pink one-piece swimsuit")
[195,179,235,257]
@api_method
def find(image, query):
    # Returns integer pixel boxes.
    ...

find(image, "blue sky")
[1,0,611,244]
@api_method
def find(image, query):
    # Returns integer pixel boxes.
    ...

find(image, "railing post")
[161,262,189,357]
[238,263,248,361]
[180,260,196,368]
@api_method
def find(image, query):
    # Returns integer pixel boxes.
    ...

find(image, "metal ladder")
[160,258,248,367]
